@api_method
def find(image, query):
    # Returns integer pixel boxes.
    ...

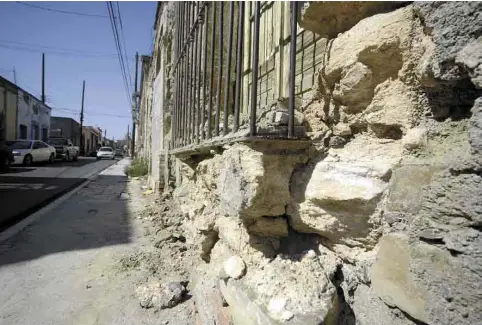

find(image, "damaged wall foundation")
[136,2,482,325]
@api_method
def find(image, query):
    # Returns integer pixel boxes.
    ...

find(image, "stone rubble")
[133,2,482,325]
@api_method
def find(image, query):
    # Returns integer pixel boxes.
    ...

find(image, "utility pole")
[131,52,138,158]
[13,67,17,84]
[127,124,130,154]
[79,81,85,155]
[41,53,45,104]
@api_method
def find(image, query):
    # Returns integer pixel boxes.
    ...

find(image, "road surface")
[0,157,118,230]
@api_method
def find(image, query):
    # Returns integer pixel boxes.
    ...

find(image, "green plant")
[125,157,148,177]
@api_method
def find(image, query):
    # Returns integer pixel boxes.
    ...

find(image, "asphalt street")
[0,157,119,230]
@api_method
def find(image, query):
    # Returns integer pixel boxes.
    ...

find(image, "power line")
[53,107,131,118]
[0,39,120,57]
[16,1,108,18]
[115,2,133,91]
[0,43,135,60]
[106,1,132,105]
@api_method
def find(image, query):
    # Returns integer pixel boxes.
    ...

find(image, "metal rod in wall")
[288,1,298,138]
[174,3,179,148]
[250,1,261,137]
[192,3,199,144]
[233,2,245,133]
[179,55,184,147]
[223,2,234,136]
[179,4,185,146]
[215,2,224,137]
[172,2,207,79]
[191,2,197,144]
[175,70,179,148]
[179,58,184,147]
[207,2,216,139]
[188,2,194,144]
[201,4,209,141]
[186,2,191,145]
[183,45,188,146]
[196,6,204,143]
[178,3,185,147]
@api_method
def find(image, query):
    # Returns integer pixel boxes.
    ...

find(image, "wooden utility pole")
[41,53,45,103]
[79,81,85,155]
[131,52,138,158]
[13,67,17,84]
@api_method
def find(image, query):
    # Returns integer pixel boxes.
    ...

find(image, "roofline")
[0,75,52,111]
[51,115,80,125]
[153,1,163,31]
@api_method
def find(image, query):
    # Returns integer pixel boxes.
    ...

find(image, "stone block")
[402,127,427,151]
[386,164,437,215]
[364,80,417,139]
[372,232,482,325]
[288,161,391,243]
[299,1,408,38]
[217,144,303,219]
[332,123,352,137]
[371,234,428,323]
[220,280,277,325]
[241,256,339,325]
[332,62,374,112]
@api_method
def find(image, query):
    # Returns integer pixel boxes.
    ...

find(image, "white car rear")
[7,140,56,166]
[97,147,115,160]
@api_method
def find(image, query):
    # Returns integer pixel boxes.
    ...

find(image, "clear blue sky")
[0,1,157,140]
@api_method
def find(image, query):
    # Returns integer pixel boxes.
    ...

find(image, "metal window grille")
[170,1,299,150]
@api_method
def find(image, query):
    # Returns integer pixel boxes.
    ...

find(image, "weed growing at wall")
[125,157,149,177]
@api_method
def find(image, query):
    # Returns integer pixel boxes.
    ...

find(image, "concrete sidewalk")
[0,158,165,325]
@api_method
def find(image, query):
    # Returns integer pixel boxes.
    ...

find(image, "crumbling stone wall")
[169,2,482,325]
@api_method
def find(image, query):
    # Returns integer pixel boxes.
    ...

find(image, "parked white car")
[96,147,115,160]
[6,140,56,166]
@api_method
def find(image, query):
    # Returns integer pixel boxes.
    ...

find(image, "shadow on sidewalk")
[0,174,132,267]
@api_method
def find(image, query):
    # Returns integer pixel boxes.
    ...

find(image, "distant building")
[0,76,51,141]
[50,117,81,146]
[82,126,102,154]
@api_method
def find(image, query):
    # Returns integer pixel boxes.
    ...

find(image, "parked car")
[6,140,56,166]
[47,138,79,161]
[115,149,124,158]
[97,147,115,160]
[0,141,14,172]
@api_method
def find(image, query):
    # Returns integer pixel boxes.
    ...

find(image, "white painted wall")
[17,90,51,141]
[150,60,164,189]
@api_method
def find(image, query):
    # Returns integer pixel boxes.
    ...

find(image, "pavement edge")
[0,159,126,243]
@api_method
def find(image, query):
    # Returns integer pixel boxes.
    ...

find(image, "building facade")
[16,89,51,141]
[82,126,102,154]
[0,77,18,141]
[50,116,81,146]
[1,76,51,142]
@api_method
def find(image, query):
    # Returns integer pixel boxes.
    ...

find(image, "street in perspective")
[1,2,482,325]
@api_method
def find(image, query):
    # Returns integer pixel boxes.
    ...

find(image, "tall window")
[19,124,27,139]
[42,128,48,142]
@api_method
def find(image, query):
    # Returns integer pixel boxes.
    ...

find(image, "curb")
[0,159,123,243]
